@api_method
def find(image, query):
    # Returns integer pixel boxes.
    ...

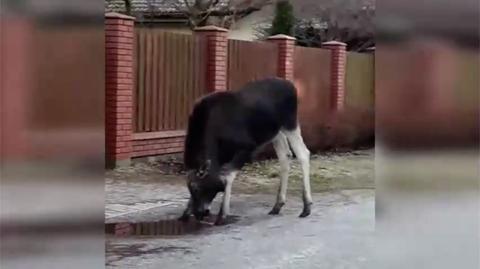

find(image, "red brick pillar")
[105,12,135,168]
[322,41,347,111]
[268,34,296,81]
[195,26,228,92]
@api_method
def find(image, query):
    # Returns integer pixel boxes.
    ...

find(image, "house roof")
[105,0,231,15]
[105,0,375,23]
[293,0,375,19]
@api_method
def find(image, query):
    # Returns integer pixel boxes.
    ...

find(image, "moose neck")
[204,135,221,176]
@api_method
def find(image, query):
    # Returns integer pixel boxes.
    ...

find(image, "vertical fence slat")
[145,32,153,131]
[174,34,181,129]
[156,31,164,130]
[151,30,159,131]
[185,36,192,127]
[132,29,138,131]
[169,32,175,130]
[175,32,181,130]
[185,35,191,128]
[171,33,178,130]
[187,36,194,127]
[184,34,189,129]
[141,29,148,131]
[179,35,185,129]
[176,35,181,129]
[180,35,188,129]
[175,33,184,129]
[137,29,146,132]
[178,33,183,129]
[163,33,172,130]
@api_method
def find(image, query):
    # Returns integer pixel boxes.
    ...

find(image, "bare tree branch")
[122,0,270,29]
[292,0,374,51]
[187,0,271,28]
[182,0,192,10]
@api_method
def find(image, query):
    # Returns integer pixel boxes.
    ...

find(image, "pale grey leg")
[269,133,291,215]
[215,171,238,225]
[284,127,312,217]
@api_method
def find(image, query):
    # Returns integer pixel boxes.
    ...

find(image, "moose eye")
[195,169,208,179]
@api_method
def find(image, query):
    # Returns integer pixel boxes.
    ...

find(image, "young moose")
[179,78,312,225]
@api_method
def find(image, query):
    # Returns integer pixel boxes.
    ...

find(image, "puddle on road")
[105,215,240,237]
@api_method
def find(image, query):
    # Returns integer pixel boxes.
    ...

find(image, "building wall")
[228,4,274,41]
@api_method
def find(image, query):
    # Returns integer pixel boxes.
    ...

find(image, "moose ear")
[196,159,212,179]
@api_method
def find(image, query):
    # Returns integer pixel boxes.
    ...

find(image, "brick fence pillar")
[194,26,228,92]
[105,12,135,168]
[268,34,296,81]
[322,41,347,111]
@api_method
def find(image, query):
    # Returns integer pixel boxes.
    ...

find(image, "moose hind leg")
[285,127,312,218]
[269,133,291,215]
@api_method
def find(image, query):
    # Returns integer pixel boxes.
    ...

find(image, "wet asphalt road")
[106,189,374,269]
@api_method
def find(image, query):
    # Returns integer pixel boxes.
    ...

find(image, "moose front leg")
[215,149,252,225]
[178,198,193,222]
[215,171,238,225]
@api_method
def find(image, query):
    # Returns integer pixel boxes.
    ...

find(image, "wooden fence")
[345,52,375,110]
[134,29,208,133]
[132,32,375,151]
[293,46,332,149]
[32,27,103,129]
[227,39,279,90]
[105,13,376,165]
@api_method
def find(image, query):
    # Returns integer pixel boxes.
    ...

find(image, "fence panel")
[227,39,279,90]
[31,27,103,129]
[345,52,374,110]
[293,46,332,149]
[134,29,207,133]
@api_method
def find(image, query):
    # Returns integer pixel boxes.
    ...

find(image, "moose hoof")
[214,215,227,226]
[299,204,312,218]
[299,210,310,218]
[178,214,190,222]
[268,202,285,215]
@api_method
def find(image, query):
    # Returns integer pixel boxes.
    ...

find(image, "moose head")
[186,160,225,220]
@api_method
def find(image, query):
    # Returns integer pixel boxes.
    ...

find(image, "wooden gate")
[294,46,331,116]
[293,46,331,149]
[227,39,278,90]
[345,52,374,110]
[134,29,208,133]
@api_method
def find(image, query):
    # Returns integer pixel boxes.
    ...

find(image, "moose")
[178,78,312,225]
